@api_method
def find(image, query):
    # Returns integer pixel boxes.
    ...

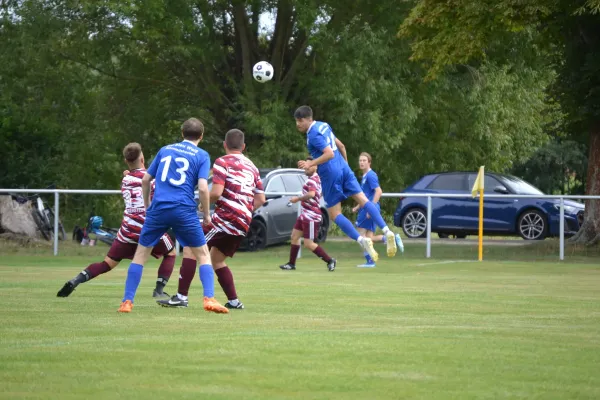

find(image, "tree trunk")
[570,128,600,244]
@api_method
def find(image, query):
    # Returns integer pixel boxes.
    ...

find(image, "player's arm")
[373,187,383,204]
[291,191,316,203]
[210,183,224,203]
[142,173,153,209]
[335,138,348,162]
[304,147,334,168]
[254,192,266,209]
[198,178,211,223]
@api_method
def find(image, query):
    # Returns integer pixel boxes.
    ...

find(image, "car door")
[467,174,517,232]
[280,173,306,229]
[425,173,475,230]
[264,174,295,237]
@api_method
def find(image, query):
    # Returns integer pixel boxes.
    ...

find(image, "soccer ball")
[253,61,274,83]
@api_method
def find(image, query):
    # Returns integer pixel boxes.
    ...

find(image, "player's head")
[123,142,144,169]
[181,118,204,142]
[304,156,317,176]
[224,129,246,153]
[294,105,313,133]
[359,152,372,172]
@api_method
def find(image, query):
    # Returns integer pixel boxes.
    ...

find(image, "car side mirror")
[493,185,509,194]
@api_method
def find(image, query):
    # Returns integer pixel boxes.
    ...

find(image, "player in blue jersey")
[352,152,404,267]
[118,118,228,314]
[294,105,400,262]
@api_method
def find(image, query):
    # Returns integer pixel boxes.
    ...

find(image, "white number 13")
[160,156,189,186]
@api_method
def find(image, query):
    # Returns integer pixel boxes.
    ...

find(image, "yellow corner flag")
[471,166,485,261]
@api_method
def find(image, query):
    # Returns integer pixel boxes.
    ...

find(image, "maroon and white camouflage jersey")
[116,169,155,244]
[300,174,322,222]
[211,154,264,236]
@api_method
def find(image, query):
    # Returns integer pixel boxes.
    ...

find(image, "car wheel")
[246,219,267,251]
[438,233,449,239]
[455,234,467,239]
[518,210,547,240]
[401,208,427,238]
[316,212,329,243]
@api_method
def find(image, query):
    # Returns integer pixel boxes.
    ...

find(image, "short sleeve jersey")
[146,140,210,210]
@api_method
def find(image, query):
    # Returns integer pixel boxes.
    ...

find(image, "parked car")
[198,168,329,251]
[393,172,585,240]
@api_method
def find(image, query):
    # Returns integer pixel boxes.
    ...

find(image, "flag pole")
[478,188,484,261]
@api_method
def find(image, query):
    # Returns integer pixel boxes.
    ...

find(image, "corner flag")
[471,166,484,197]
[472,166,485,261]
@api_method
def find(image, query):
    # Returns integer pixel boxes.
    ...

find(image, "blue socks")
[334,214,360,241]
[122,263,144,302]
[363,202,387,230]
[199,264,215,298]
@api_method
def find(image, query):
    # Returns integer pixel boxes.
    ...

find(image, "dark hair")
[294,105,313,119]
[123,143,142,163]
[181,118,204,140]
[225,129,245,150]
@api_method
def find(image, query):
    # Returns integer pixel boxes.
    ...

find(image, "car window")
[265,175,286,194]
[427,174,467,191]
[501,176,544,195]
[467,174,503,193]
[281,174,304,194]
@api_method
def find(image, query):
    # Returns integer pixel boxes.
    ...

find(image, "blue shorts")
[139,206,206,248]
[320,164,362,207]
[356,206,378,232]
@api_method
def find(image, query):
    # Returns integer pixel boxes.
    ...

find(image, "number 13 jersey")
[146,140,211,211]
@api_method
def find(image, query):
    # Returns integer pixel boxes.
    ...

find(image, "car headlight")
[553,204,578,214]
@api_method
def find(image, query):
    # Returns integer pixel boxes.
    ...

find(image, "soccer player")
[279,157,336,271]
[158,129,265,310]
[352,152,404,267]
[57,143,176,298]
[294,105,399,262]
[118,118,228,314]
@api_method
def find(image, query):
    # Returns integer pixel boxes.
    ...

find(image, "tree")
[0,0,555,225]
[400,0,600,244]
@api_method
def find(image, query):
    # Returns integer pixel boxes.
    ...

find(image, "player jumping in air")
[294,105,400,262]
[57,143,176,298]
[118,118,228,314]
[157,129,265,310]
[352,152,404,268]
[279,157,337,271]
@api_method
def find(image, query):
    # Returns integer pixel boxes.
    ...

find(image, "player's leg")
[119,211,167,313]
[161,210,227,313]
[351,192,401,257]
[280,218,304,270]
[188,244,228,313]
[303,220,336,271]
[355,227,376,268]
[211,246,241,309]
[160,245,197,307]
[149,234,177,299]
[57,253,119,297]
[119,244,153,312]
[327,202,379,262]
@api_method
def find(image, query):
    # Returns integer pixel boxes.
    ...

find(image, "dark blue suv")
[393,172,584,240]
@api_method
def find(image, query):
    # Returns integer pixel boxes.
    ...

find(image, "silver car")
[198,168,329,251]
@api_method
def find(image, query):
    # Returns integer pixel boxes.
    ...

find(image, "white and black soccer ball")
[252,61,274,83]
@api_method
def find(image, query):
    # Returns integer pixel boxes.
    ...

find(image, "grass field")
[1,240,599,399]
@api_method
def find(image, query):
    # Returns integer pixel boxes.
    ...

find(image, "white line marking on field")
[414,260,477,267]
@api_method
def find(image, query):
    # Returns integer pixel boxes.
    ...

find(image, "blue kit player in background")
[294,105,399,262]
[118,118,228,314]
[352,152,404,267]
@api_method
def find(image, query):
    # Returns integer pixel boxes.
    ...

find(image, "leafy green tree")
[400,0,600,244]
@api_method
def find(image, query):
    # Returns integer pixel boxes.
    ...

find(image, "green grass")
[1,241,600,399]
